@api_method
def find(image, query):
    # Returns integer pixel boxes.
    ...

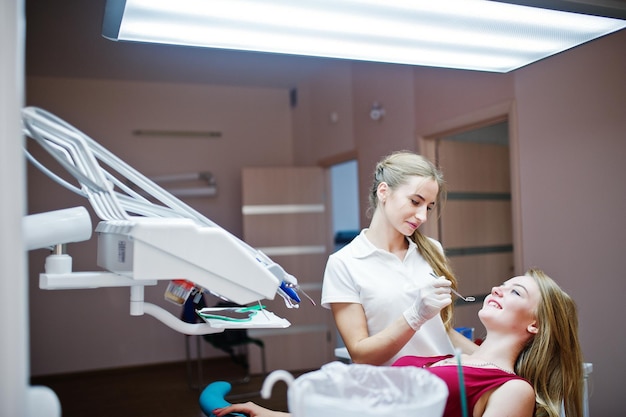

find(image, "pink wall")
[351,62,418,227]
[514,30,626,415]
[412,66,514,131]
[293,61,355,165]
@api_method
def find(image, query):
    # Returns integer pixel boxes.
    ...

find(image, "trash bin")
[263,361,449,417]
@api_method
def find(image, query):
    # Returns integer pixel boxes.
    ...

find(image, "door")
[241,166,335,373]
[422,121,514,336]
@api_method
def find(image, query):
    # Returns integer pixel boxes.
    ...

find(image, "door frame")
[416,101,523,276]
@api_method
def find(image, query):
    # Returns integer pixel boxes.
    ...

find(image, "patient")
[212,269,584,417]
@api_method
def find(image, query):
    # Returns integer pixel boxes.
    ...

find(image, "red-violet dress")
[393,355,532,417]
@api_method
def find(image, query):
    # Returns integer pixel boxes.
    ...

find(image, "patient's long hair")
[368,151,457,330]
[515,269,584,417]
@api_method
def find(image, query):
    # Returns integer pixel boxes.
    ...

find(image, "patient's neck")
[467,334,523,370]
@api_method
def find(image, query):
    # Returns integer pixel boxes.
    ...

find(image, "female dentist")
[321,151,476,366]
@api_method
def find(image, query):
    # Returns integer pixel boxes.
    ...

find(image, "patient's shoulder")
[481,379,535,417]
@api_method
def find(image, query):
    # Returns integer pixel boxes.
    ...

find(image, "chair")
[181,295,267,390]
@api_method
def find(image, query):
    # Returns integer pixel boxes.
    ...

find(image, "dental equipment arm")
[21,106,298,334]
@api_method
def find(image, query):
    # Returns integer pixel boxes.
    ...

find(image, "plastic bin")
[264,361,448,417]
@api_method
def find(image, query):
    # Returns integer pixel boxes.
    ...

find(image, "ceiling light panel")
[103,0,626,72]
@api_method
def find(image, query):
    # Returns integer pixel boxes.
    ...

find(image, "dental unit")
[21,106,302,336]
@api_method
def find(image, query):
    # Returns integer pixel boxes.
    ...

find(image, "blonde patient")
[213,269,584,417]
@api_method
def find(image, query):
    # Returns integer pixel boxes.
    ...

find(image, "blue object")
[280,281,301,303]
[455,327,474,341]
[199,381,245,417]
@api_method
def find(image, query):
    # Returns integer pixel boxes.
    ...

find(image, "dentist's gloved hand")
[403,276,452,331]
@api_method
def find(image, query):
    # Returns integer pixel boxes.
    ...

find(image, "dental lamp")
[22,106,299,335]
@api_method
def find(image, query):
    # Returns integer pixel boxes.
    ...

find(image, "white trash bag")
[261,361,449,417]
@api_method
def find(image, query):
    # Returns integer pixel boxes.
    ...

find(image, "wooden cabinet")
[242,167,335,373]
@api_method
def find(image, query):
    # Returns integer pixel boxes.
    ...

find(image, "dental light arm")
[22,106,298,334]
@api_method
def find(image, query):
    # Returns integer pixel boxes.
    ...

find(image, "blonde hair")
[515,269,584,417]
[368,151,457,329]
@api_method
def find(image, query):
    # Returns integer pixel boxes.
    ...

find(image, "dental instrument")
[429,272,476,302]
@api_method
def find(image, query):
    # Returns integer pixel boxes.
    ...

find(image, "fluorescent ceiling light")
[102,0,626,73]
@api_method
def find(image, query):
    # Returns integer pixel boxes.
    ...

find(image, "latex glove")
[403,276,452,331]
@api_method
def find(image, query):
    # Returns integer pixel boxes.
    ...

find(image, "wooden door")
[241,166,335,373]
[422,122,514,337]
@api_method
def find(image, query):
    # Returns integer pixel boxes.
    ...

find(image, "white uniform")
[321,229,454,365]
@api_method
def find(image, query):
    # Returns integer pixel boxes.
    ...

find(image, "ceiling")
[25,0,339,89]
[25,0,626,90]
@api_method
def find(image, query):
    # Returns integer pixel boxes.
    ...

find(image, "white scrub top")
[321,229,454,365]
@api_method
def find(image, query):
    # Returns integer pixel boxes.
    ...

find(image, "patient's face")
[478,275,540,336]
